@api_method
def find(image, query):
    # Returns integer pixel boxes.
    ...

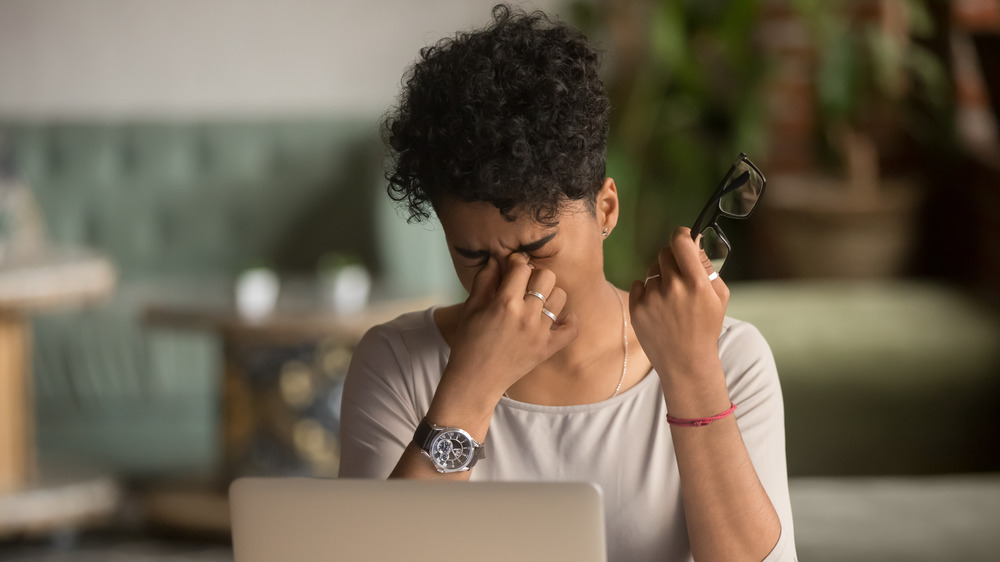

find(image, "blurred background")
[0,0,998,560]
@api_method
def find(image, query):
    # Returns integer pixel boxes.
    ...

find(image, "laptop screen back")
[229,478,607,562]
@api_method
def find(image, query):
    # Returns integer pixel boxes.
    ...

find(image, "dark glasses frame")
[690,152,766,272]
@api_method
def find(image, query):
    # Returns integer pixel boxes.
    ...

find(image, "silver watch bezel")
[420,425,482,473]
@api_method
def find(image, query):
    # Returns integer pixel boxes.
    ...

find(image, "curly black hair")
[384,3,611,224]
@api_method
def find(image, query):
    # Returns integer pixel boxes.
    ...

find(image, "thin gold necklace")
[503,282,628,401]
[608,282,628,398]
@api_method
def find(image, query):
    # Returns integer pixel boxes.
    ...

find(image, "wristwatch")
[412,419,486,473]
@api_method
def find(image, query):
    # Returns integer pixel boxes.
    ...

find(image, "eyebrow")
[454,231,558,260]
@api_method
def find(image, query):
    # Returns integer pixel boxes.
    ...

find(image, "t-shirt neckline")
[423,306,658,413]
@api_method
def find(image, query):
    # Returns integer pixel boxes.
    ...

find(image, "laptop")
[229,478,607,562]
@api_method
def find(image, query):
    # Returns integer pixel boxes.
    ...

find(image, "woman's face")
[435,181,618,309]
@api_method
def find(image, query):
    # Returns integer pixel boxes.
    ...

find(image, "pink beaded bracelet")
[666,402,737,427]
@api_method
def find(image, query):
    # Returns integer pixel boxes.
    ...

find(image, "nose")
[496,252,531,278]
[496,257,509,279]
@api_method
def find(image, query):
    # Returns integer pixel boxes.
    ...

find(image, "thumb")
[466,257,500,309]
[546,312,579,356]
[694,233,716,277]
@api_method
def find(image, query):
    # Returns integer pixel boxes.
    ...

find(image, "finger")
[714,276,731,310]
[496,253,533,301]
[542,286,567,321]
[629,279,645,309]
[670,227,709,283]
[692,231,729,307]
[692,233,729,300]
[546,312,579,354]
[696,235,716,277]
[466,256,500,309]
[655,243,682,284]
[643,262,662,287]
[524,267,557,307]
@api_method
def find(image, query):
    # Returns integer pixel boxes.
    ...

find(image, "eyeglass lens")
[719,159,764,217]
[699,225,730,272]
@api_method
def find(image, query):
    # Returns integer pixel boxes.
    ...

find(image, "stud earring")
[602,228,609,238]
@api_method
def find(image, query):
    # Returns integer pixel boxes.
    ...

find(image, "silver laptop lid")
[230,478,607,562]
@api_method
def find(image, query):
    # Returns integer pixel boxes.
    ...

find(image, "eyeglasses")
[690,153,766,274]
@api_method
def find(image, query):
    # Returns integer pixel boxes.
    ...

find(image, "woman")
[339,5,796,561]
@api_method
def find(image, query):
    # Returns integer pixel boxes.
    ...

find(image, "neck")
[549,279,623,368]
[506,278,628,404]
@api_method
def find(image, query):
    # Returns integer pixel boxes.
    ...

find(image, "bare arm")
[388,362,496,480]
[661,365,781,561]
[630,228,781,562]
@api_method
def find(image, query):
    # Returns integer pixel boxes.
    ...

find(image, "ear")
[595,177,619,237]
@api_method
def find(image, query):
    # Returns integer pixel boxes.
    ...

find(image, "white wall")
[0,0,568,119]
[0,0,575,299]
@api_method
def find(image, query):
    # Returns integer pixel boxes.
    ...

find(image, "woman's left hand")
[629,227,729,383]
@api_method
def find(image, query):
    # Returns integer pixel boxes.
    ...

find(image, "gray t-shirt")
[339,307,797,561]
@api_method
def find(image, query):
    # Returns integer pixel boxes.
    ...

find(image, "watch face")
[429,429,476,471]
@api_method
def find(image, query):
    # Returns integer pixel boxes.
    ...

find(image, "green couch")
[728,280,1000,476]
[1,119,454,476]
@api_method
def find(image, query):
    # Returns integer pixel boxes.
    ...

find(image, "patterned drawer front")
[223,336,352,478]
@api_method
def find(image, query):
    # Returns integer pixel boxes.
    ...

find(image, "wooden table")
[141,280,434,531]
[0,246,117,536]
[0,462,121,538]
[144,278,433,346]
[0,247,116,492]
[145,280,434,478]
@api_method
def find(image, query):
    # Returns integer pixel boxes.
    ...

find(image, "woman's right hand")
[391,252,578,479]
[392,254,577,479]
[441,252,579,406]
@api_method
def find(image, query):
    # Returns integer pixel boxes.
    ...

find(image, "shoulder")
[718,316,773,361]
[355,307,444,358]
[346,306,449,400]
[340,307,447,478]
[717,316,780,401]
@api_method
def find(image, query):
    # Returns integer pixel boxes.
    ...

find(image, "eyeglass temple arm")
[721,171,751,196]
[691,171,749,241]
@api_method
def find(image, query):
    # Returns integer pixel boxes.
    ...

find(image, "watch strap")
[411,418,486,471]
[470,441,487,464]
[413,418,435,451]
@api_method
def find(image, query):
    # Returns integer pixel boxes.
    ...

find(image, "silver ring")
[525,290,545,304]
[541,308,557,322]
[644,274,661,285]
[708,272,719,281]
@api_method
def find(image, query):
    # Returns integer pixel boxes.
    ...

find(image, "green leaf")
[817,35,860,122]
[907,0,936,38]
[650,0,688,71]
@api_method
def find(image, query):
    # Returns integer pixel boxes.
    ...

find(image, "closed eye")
[453,231,558,264]
[526,250,555,261]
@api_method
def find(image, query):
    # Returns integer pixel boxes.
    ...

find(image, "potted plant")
[236,261,280,321]
[571,0,769,285]
[759,0,950,278]
[317,252,371,315]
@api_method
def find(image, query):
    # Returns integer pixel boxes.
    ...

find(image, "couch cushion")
[728,281,1000,476]
[1,120,383,278]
